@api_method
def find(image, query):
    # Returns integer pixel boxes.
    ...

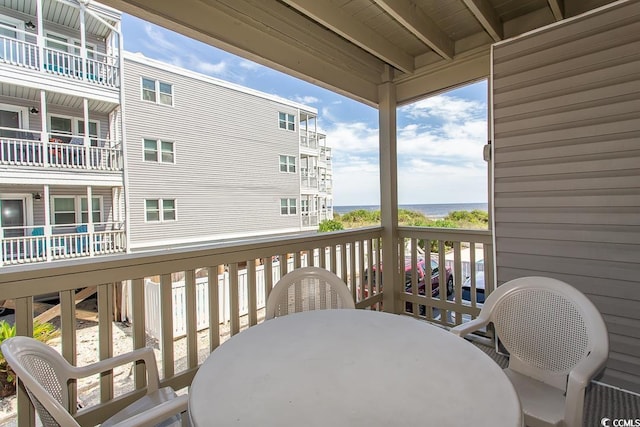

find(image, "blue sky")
[122,15,488,206]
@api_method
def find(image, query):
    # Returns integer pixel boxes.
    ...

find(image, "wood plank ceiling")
[97,0,619,106]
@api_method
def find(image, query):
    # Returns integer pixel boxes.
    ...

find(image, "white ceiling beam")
[394,46,489,106]
[373,0,454,60]
[462,0,503,42]
[280,0,415,74]
[548,0,565,21]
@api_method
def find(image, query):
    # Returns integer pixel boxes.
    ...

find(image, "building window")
[145,199,177,222]
[278,112,295,131]
[279,155,296,173]
[49,115,100,144]
[53,197,75,224]
[81,197,101,223]
[280,198,297,215]
[143,138,175,163]
[50,116,72,135]
[142,78,173,106]
[142,78,156,103]
[52,196,102,225]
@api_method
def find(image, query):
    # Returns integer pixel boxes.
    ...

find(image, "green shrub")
[339,209,380,223]
[0,320,58,397]
[319,219,344,232]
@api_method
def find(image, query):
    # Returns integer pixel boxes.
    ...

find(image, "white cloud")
[400,94,485,122]
[193,59,227,75]
[142,23,179,53]
[329,93,488,205]
[293,95,319,105]
[238,60,261,70]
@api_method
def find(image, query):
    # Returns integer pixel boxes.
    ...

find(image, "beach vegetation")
[318,219,344,232]
[0,320,58,398]
[331,208,488,230]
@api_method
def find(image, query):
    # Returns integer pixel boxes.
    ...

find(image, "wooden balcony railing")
[398,226,494,329]
[1,226,492,426]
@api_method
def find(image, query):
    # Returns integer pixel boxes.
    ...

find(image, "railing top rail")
[398,226,493,243]
[0,227,383,296]
[0,24,33,39]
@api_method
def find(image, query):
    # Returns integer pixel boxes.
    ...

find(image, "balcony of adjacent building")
[0,95,123,177]
[300,167,318,192]
[1,128,122,172]
[319,146,332,168]
[0,0,121,97]
[0,185,126,267]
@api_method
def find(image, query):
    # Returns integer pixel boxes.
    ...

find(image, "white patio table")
[188,309,523,427]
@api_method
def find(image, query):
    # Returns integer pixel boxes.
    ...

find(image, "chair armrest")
[564,349,608,427]
[450,315,490,337]
[109,394,189,427]
[73,347,160,391]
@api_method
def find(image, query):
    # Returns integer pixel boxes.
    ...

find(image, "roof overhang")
[94,0,619,107]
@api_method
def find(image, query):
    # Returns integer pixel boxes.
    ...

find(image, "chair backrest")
[481,276,609,390]
[265,266,355,319]
[1,336,80,427]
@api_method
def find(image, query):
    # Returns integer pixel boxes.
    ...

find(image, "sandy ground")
[0,298,251,426]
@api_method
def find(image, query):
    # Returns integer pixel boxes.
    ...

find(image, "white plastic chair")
[451,276,609,427]
[266,266,355,319]
[1,336,188,427]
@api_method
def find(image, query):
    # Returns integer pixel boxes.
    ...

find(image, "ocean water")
[333,203,488,219]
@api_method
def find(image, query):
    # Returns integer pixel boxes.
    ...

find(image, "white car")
[462,271,485,304]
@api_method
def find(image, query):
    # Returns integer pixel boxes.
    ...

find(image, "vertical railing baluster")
[130,278,147,389]
[452,241,462,326]
[410,238,419,317]
[97,284,113,402]
[264,258,273,304]
[185,269,198,370]
[229,263,240,336]
[14,297,35,427]
[59,289,77,411]
[349,241,356,302]
[207,266,220,352]
[247,260,258,326]
[160,274,174,379]
[341,243,348,284]
[330,244,337,275]
[319,245,326,269]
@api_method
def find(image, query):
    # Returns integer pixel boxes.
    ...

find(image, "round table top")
[189,309,522,427]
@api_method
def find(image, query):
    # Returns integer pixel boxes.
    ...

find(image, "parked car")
[363,257,453,300]
[462,271,485,304]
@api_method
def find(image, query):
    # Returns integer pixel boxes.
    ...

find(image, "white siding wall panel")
[123,58,303,247]
[492,0,640,392]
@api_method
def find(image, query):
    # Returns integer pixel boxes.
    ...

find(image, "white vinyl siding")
[492,1,640,393]
[124,55,304,246]
[142,77,174,106]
